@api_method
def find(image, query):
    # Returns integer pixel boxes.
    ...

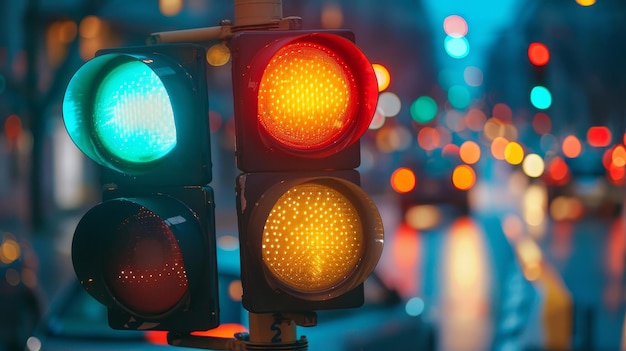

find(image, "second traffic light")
[63,44,219,332]
[231,30,384,313]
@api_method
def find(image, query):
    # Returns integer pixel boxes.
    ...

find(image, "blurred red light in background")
[4,114,22,140]
[532,112,552,135]
[528,42,550,66]
[442,143,460,158]
[492,103,512,123]
[443,15,468,37]
[587,126,611,147]
[546,157,570,185]
[417,126,440,151]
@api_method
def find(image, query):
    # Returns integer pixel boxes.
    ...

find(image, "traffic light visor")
[63,54,179,172]
[72,196,207,318]
[251,33,378,157]
[251,177,383,301]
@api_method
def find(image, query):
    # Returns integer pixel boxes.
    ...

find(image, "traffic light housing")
[231,30,384,313]
[63,44,219,332]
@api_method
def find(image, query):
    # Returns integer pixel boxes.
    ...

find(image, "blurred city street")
[1,0,625,350]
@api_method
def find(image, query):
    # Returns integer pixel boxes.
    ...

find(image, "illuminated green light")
[530,85,552,110]
[93,61,176,164]
[448,85,471,109]
[444,36,469,59]
[410,96,437,124]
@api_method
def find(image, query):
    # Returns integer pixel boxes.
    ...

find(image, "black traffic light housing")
[64,43,220,332]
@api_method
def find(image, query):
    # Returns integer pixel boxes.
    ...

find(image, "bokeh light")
[522,154,545,178]
[492,103,512,123]
[378,91,401,117]
[530,85,552,109]
[464,66,483,87]
[448,85,471,109]
[562,135,582,158]
[444,36,470,59]
[443,15,468,37]
[410,96,438,124]
[532,112,552,134]
[417,126,441,151]
[452,164,476,190]
[576,0,596,6]
[490,137,508,160]
[587,126,611,147]
[372,63,391,92]
[465,108,486,131]
[391,167,416,193]
[504,141,525,165]
[527,42,550,66]
[459,140,481,165]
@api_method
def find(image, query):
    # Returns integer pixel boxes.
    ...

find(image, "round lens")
[105,207,187,316]
[258,41,356,151]
[262,181,364,292]
[93,61,177,164]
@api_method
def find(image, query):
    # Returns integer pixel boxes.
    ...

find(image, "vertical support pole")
[234,0,283,26]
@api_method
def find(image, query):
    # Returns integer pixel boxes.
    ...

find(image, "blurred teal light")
[530,85,552,109]
[93,61,177,164]
[410,96,438,124]
[444,36,469,59]
[448,85,471,109]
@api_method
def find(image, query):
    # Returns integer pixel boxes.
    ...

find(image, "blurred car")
[0,230,41,351]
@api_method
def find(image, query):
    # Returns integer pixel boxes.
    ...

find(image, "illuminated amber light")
[258,42,355,150]
[504,141,525,165]
[0,235,20,265]
[490,137,508,160]
[262,183,363,291]
[391,167,416,193]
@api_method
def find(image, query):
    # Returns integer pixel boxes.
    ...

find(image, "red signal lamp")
[231,30,378,172]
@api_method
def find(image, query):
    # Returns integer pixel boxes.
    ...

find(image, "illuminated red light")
[547,157,570,185]
[532,112,552,135]
[587,126,611,147]
[528,42,550,66]
[443,15,468,38]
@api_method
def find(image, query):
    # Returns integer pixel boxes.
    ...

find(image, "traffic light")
[527,41,552,110]
[63,44,219,332]
[231,30,384,313]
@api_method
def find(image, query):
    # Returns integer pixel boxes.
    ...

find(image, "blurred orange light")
[532,112,552,135]
[459,140,481,164]
[452,164,476,190]
[612,145,626,167]
[608,164,625,184]
[442,143,460,158]
[490,137,508,160]
[391,167,416,193]
[587,126,611,147]
[417,126,440,151]
[562,135,582,158]
[465,108,486,132]
[528,42,550,66]
[372,63,391,92]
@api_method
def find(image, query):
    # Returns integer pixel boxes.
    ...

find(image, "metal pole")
[234,0,282,26]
